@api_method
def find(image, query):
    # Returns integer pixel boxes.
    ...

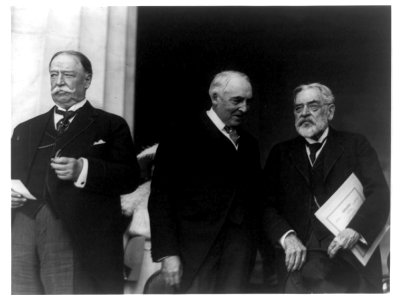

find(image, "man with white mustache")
[262,83,389,293]
[11,50,139,294]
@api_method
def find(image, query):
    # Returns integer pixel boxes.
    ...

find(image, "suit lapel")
[322,128,344,181]
[288,129,345,184]
[200,113,238,152]
[289,137,311,185]
[26,109,54,181]
[54,101,97,152]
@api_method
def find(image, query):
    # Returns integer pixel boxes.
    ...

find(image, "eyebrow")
[50,70,76,74]
[295,100,321,105]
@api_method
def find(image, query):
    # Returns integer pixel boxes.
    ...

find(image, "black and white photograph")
[5,0,402,296]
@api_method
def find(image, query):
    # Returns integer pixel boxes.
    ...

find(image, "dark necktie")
[55,108,77,134]
[224,126,240,145]
[306,140,325,165]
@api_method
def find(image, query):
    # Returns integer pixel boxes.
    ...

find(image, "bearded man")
[262,83,389,293]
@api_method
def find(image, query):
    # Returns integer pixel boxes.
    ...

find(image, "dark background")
[133,6,390,177]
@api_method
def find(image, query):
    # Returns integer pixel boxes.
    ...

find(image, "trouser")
[12,205,76,294]
[283,231,380,293]
[186,221,256,293]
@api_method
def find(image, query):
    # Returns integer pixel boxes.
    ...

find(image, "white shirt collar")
[206,107,227,132]
[55,99,87,112]
[305,127,329,144]
[206,107,238,149]
[53,99,87,129]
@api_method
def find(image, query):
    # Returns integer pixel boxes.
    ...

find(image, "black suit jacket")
[148,112,262,290]
[11,102,140,293]
[263,128,390,290]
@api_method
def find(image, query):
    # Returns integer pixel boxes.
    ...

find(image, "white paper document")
[315,173,389,266]
[12,179,37,200]
[315,173,365,235]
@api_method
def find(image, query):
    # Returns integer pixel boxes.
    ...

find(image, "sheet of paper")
[315,173,365,236]
[315,173,387,266]
[12,179,37,200]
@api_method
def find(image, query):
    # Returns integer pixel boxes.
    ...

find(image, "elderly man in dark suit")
[263,83,389,293]
[11,50,140,294]
[148,71,262,293]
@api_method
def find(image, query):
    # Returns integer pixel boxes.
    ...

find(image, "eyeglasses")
[294,103,330,114]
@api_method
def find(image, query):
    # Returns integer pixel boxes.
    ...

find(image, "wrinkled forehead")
[294,87,323,104]
[49,54,83,71]
[223,76,252,97]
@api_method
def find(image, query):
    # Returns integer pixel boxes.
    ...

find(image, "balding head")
[209,71,251,101]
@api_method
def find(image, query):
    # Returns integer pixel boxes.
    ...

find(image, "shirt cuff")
[158,256,169,262]
[74,158,88,188]
[279,230,295,249]
[358,234,367,245]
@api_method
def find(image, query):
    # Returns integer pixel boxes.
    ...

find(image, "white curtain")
[11,6,137,134]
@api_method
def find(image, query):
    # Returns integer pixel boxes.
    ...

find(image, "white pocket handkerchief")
[93,139,106,146]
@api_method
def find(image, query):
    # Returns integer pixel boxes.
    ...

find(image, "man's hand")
[161,255,182,288]
[284,233,307,272]
[50,157,83,181]
[11,190,27,208]
[327,228,360,258]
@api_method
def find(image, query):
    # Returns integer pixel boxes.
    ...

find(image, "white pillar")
[11,7,137,135]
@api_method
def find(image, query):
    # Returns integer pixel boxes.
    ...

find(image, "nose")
[238,100,249,113]
[301,105,310,116]
[56,74,65,86]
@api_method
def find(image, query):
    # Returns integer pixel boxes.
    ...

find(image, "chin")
[230,117,243,127]
[296,125,319,139]
[53,98,75,108]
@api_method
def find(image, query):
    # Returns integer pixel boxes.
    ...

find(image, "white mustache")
[51,87,74,94]
[298,118,315,126]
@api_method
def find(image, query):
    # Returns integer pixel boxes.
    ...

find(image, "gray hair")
[209,70,251,99]
[49,50,93,76]
[293,83,335,104]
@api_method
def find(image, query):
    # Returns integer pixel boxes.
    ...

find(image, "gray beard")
[296,122,327,140]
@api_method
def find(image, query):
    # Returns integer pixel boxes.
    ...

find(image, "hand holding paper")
[327,228,360,258]
[11,179,36,209]
[11,190,27,208]
[12,179,36,200]
[315,173,390,266]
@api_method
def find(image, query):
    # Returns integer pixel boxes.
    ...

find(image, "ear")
[84,73,92,89]
[211,93,219,105]
[327,104,335,121]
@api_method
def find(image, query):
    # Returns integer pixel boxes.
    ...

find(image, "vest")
[308,150,331,241]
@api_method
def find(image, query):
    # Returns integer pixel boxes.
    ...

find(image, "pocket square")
[93,139,106,145]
